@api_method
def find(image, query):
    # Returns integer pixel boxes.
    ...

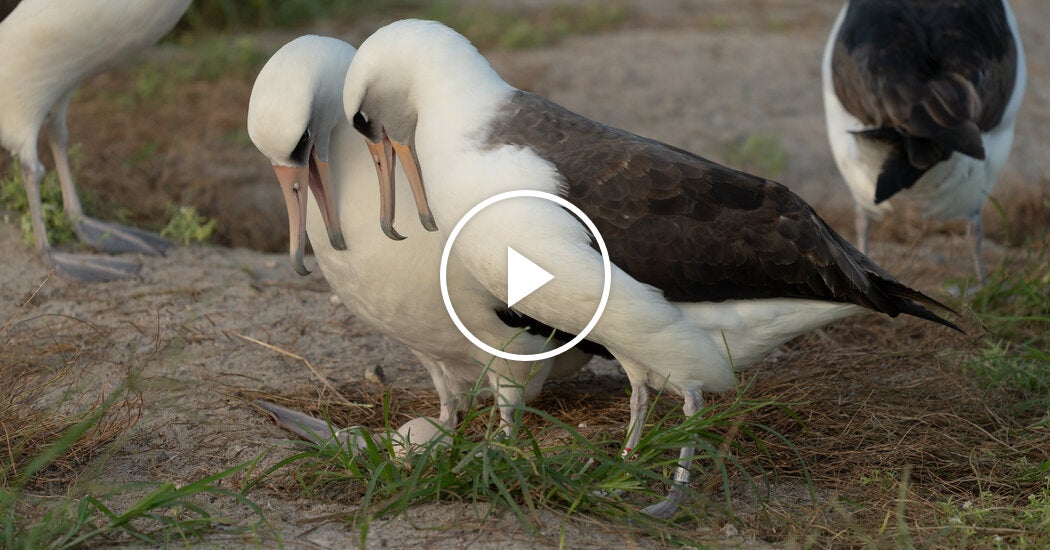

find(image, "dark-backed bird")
[246,36,593,441]
[339,19,961,517]
[822,0,1025,283]
[0,0,190,282]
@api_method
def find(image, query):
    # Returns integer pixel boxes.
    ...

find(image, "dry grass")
[238,241,1049,547]
[0,279,143,492]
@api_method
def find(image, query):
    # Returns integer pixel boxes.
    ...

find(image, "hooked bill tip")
[380,220,406,241]
[419,213,438,232]
[329,232,348,251]
[291,251,311,276]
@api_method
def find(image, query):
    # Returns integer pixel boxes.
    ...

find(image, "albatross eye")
[290,128,311,165]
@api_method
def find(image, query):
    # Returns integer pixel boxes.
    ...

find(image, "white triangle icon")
[506,247,555,308]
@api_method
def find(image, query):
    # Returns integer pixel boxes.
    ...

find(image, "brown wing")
[484,91,957,330]
[831,0,1019,176]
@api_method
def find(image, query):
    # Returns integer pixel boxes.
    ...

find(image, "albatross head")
[247,35,352,275]
[343,19,505,240]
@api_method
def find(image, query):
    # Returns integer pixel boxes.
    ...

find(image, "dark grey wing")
[0,0,21,24]
[831,0,1019,201]
[485,91,957,330]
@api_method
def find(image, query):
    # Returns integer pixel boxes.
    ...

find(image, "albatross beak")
[274,165,312,275]
[306,149,347,251]
[390,139,438,233]
[273,149,346,276]
[364,130,438,241]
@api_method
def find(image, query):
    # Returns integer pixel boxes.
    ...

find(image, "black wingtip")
[902,303,965,334]
[882,281,965,334]
[873,142,928,204]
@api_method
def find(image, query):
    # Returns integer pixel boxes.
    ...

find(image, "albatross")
[340,19,962,518]
[822,0,1026,283]
[246,35,593,440]
[0,0,191,282]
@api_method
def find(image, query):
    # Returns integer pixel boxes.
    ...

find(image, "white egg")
[391,416,450,458]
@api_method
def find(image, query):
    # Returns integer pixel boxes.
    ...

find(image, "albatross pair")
[330,19,960,518]
[247,36,595,442]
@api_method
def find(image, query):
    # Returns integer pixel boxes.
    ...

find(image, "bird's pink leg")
[45,95,85,222]
[622,380,649,458]
[45,96,169,258]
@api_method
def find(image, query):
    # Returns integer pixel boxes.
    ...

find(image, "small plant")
[0,161,77,248]
[724,133,789,179]
[160,205,216,246]
[959,241,1050,420]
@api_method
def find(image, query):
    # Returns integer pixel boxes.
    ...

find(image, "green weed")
[961,242,1050,420]
[0,332,270,547]
[160,205,217,246]
[0,160,77,248]
[724,133,789,179]
[253,379,804,546]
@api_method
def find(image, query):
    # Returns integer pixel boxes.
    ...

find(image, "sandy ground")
[3,0,1049,547]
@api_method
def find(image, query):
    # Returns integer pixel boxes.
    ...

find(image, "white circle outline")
[439,190,612,362]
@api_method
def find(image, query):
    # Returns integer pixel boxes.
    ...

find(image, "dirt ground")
[3,0,1049,548]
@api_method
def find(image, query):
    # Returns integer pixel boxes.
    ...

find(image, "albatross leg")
[45,97,170,257]
[966,213,988,286]
[855,203,871,254]
[18,151,138,282]
[623,380,649,458]
[641,388,703,518]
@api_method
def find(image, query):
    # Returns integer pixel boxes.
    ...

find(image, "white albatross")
[339,19,962,518]
[822,0,1026,283]
[0,0,191,281]
[246,35,594,442]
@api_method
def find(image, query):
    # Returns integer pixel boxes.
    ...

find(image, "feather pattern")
[830,0,1019,201]
[484,91,958,330]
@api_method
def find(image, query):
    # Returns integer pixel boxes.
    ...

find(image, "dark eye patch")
[290,129,311,165]
[352,111,374,139]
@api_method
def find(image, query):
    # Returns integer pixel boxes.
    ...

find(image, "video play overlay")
[440,191,611,362]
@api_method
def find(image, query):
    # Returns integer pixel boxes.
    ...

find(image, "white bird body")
[0,0,191,280]
[822,0,1026,282]
[361,39,863,397]
[247,36,590,431]
[341,20,958,517]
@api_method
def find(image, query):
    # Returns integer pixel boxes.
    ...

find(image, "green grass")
[723,133,789,180]
[912,238,1050,548]
[932,475,1050,549]
[253,377,805,546]
[178,0,410,31]
[1,153,217,249]
[0,377,271,548]
[178,1,628,50]
[1,298,269,548]
[961,242,1050,421]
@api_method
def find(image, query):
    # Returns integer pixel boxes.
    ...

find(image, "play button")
[506,247,554,308]
[439,190,611,362]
